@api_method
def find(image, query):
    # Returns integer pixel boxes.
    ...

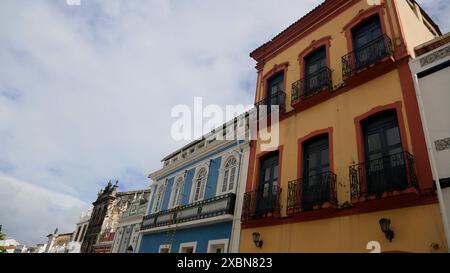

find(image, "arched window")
[152,183,165,213]
[221,156,238,194]
[192,167,207,202]
[170,176,184,208]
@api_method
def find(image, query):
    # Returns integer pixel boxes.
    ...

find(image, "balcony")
[349,151,418,200]
[255,91,286,115]
[287,171,337,215]
[241,185,282,222]
[291,67,332,105]
[141,193,236,231]
[342,34,394,79]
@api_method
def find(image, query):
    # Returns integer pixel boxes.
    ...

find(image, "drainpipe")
[412,73,450,252]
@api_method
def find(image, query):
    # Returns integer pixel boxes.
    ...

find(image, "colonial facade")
[138,115,250,253]
[240,0,448,252]
[80,181,149,253]
[111,191,150,253]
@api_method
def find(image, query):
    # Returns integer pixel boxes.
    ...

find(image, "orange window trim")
[296,127,334,180]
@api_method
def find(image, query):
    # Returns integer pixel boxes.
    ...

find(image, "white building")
[67,209,92,253]
[26,244,47,253]
[44,229,73,253]
[409,32,450,251]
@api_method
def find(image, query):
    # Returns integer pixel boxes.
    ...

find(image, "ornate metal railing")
[141,193,236,230]
[255,91,286,115]
[241,185,282,221]
[291,67,332,104]
[342,34,393,79]
[349,151,418,199]
[287,171,337,215]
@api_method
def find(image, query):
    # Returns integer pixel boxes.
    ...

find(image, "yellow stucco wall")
[240,204,448,253]
[255,68,412,214]
[257,0,397,106]
[243,0,445,253]
[394,0,438,58]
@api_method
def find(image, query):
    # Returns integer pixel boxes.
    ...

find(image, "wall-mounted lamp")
[379,218,394,242]
[252,232,263,248]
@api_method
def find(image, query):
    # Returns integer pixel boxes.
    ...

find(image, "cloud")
[417,0,450,33]
[0,175,88,245]
[0,0,446,246]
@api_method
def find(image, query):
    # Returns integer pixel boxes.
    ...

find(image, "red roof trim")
[250,0,354,61]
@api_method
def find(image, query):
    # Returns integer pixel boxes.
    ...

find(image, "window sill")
[351,186,419,204]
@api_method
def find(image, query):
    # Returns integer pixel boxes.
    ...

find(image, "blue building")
[138,115,250,253]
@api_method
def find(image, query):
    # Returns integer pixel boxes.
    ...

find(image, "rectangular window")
[207,239,228,253]
[256,153,279,217]
[304,46,328,96]
[362,111,407,195]
[266,72,285,112]
[351,16,386,70]
[159,244,171,253]
[302,135,330,210]
[179,242,197,253]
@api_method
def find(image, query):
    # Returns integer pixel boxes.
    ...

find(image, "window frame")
[297,128,334,180]
[151,181,166,213]
[354,102,409,168]
[217,154,240,196]
[169,175,185,209]
[178,241,197,253]
[342,5,389,54]
[260,62,288,110]
[207,239,229,253]
[189,165,209,203]
[159,244,171,253]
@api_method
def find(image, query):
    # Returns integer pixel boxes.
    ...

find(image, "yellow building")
[240,0,448,253]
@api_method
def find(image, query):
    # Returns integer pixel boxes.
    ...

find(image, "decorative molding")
[420,45,450,67]
[216,152,240,196]
[435,137,450,152]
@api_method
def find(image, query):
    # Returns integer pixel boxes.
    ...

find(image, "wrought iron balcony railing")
[291,67,332,104]
[241,185,282,222]
[255,91,286,115]
[141,193,236,231]
[349,151,418,199]
[342,34,393,79]
[287,171,337,215]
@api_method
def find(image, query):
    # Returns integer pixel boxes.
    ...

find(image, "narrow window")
[302,135,330,210]
[304,46,328,96]
[193,168,207,202]
[362,111,406,195]
[351,16,386,69]
[221,156,237,193]
[266,72,285,111]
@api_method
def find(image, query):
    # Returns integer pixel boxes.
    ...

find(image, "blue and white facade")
[138,115,250,253]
